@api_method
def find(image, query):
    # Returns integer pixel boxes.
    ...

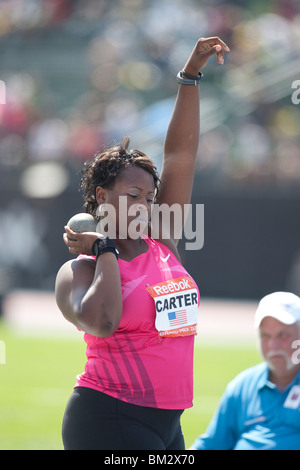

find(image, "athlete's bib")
[147,275,199,338]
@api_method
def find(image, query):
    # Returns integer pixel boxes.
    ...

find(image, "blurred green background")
[0,320,260,450]
[0,0,299,450]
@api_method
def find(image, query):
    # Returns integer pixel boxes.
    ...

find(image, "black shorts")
[62,387,185,450]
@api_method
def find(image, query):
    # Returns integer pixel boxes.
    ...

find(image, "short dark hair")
[80,136,160,217]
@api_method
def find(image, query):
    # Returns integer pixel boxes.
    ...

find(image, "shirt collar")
[257,363,274,390]
[258,363,300,391]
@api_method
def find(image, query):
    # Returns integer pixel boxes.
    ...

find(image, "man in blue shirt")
[191,292,300,450]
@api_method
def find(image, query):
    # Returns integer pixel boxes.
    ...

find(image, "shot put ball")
[67,213,97,240]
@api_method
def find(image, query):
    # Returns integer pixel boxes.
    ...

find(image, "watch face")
[98,238,106,249]
[94,237,118,258]
[96,238,106,254]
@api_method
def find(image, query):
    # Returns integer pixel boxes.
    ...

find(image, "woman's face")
[95,166,156,239]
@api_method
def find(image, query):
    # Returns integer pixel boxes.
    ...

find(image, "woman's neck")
[115,237,148,261]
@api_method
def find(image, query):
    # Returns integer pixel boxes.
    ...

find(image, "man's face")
[259,317,300,373]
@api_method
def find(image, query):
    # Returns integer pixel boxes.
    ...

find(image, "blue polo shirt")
[192,363,300,450]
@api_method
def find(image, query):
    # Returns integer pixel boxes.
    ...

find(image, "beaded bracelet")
[176,70,203,86]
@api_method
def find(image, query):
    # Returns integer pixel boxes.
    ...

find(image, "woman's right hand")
[63,226,102,256]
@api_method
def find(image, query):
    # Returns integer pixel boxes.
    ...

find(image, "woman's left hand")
[184,36,230,76]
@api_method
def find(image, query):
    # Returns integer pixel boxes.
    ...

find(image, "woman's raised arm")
[156,37,230,243]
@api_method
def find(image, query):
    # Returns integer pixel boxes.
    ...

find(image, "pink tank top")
[75,237,200,409]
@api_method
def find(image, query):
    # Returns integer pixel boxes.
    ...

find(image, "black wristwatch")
[92,237,119,260]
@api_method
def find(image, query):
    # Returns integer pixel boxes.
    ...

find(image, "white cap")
[254,292,300,328]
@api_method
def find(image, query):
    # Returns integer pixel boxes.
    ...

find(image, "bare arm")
[156,37,230,243]
[55,228,122,337]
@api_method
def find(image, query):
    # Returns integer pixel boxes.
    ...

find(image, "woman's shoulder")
[56,255,95,284]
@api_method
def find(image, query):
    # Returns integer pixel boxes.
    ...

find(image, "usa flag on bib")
[168,310,187,327]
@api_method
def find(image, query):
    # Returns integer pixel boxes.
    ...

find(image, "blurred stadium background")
[0,0,299,450]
